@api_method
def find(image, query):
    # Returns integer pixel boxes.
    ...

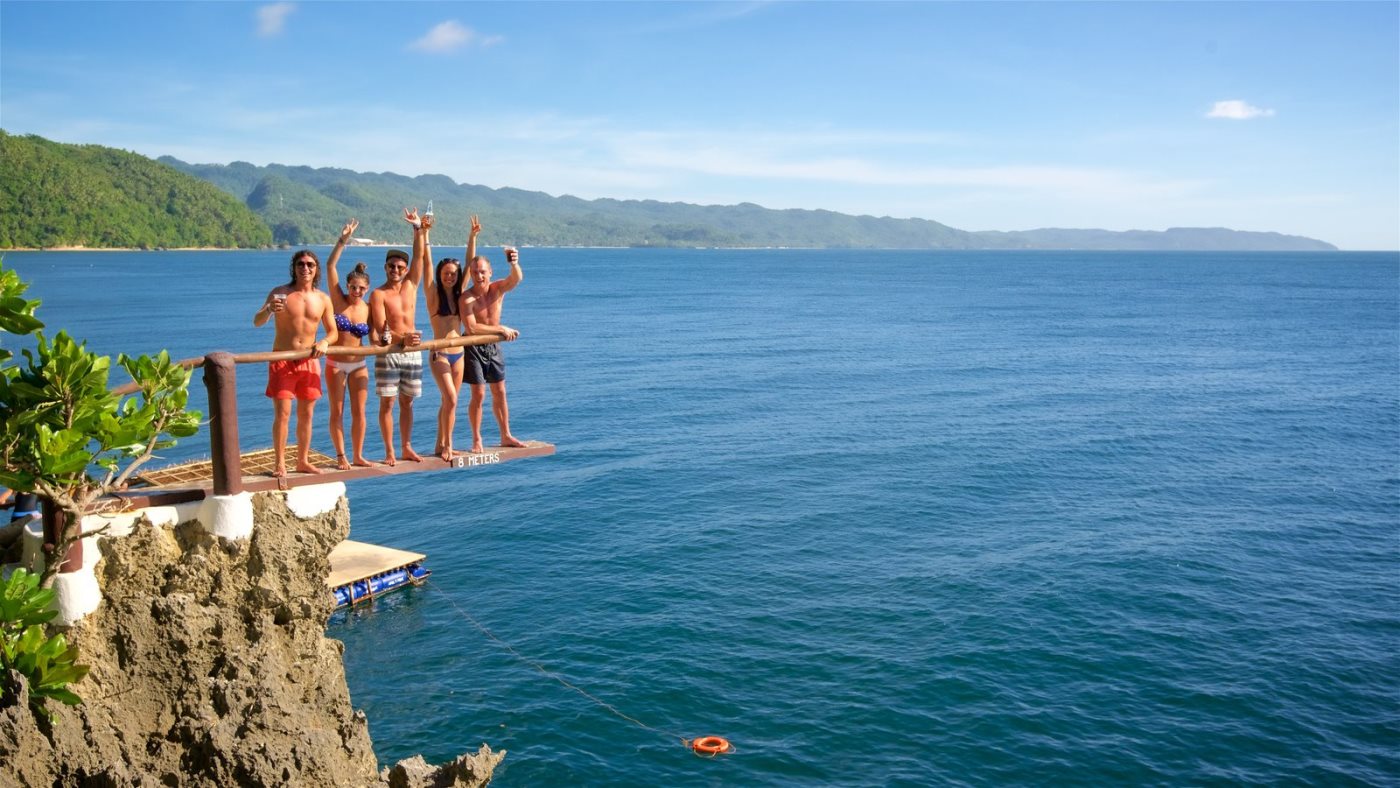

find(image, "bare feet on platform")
[499,435,527,449]
[437,446,454,463]
[401,447,423,462]
[270,466,287,479]
[336,454,352,471]
[469,441,485,454]
[295,462,323,475]
[383,453,397,467]
[352,456,375,468]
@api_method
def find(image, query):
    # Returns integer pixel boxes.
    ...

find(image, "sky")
[1,1,1397,250]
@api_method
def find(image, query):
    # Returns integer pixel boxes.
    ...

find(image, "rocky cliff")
[0,490,502,786]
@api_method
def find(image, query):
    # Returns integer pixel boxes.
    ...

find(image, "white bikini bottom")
[328,358,367,374]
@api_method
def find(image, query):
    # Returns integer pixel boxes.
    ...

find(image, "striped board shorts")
[375,350,423,398]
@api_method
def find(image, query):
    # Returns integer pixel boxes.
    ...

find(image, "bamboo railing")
[42,333,512,576]
[113,333,510,495]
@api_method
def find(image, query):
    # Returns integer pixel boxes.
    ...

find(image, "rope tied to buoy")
[429,584,734,757]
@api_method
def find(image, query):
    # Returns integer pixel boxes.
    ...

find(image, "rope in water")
[428,584,732,755]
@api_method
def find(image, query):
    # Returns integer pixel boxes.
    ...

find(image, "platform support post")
[203,352,243,495]
[41,499,83,573]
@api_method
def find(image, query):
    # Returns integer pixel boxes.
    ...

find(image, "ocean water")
[5,249,1398,785]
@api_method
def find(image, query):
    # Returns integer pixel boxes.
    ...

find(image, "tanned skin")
[458,222,525,454]
[253,251,338,477]
[368,210,427,465]
[422,214,480,461]
[325,218,375,470]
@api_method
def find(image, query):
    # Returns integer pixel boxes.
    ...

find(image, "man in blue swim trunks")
[459,245,526,454]
[368,209,427,465]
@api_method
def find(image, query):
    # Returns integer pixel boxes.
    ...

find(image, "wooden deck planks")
[112,441,555,509]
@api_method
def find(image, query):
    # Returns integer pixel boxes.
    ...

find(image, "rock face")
[0,491,502,786]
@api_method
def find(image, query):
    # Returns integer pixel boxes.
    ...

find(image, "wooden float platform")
[327,540,425,589]
[114,440,555,509]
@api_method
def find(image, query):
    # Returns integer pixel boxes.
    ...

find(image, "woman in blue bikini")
[421,212,478,461]
[325,219,375,469]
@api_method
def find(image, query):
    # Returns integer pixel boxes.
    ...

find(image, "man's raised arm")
[404,207,425,287]
[500,247,523,292]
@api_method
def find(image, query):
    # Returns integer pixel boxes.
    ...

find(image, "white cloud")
[409,21,500,53]
[256,3,295,37]
[1206,99,1276,120]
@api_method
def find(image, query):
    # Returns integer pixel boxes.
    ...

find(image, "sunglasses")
[295,261,317,268]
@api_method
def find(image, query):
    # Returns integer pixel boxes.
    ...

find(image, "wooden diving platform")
[114,440,555,509]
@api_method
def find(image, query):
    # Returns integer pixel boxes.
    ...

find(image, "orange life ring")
[692,736,731,755]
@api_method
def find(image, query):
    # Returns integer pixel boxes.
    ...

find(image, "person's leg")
[399,392,421,461]
[489,381,526,448]
[349,367,373,466]
[430,353,457,460]
[327,367,349,469]
[448,357,464,454]
[398,352,423,461]
[271,398,292,476]
[376,355,399,465]
[378,397,397,465]
[295,397,321,474]
[467,384,486,453]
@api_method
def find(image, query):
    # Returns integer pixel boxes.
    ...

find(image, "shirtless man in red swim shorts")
[253,249,339,477]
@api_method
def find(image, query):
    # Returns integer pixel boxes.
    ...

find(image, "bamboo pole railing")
[110,332,510,494]
[46,334,513,576]
[112,333,507,395]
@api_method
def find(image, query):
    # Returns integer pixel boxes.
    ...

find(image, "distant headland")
[1,130,1337,252]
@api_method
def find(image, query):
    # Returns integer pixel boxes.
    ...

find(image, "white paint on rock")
[197,493,254,540]
[20,485,345,625]
[284,482,345,519]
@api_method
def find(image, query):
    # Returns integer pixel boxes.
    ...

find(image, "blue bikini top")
[335,313,370,338]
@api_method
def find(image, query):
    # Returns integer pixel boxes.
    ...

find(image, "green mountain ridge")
[0,131,1337,251]
[154,157,1339,251]
[0,132,271,249]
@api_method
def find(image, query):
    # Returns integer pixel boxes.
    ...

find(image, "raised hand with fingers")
[403,207,421,229]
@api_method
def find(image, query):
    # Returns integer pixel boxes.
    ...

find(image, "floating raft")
[327,539,431,608]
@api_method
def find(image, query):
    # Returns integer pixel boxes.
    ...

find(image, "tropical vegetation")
[0,131,272,249]
[0,567,90,718]
[0,260,201,586]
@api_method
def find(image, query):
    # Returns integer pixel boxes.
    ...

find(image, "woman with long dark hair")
[422,214,479,461]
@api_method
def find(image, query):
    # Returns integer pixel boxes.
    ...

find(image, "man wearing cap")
[368,209,427,465]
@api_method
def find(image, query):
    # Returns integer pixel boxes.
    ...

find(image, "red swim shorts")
[265,358,322,401]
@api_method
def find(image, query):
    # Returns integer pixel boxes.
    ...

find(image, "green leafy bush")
[0,567,89,716]
[0,260,201,584]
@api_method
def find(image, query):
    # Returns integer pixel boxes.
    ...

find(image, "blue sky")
[2,1,1396,249]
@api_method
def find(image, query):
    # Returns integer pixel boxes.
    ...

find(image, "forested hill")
[160,157,980,249]
[0,131,1336,250]
[0,132,271,249]
[163,158,1337,251]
